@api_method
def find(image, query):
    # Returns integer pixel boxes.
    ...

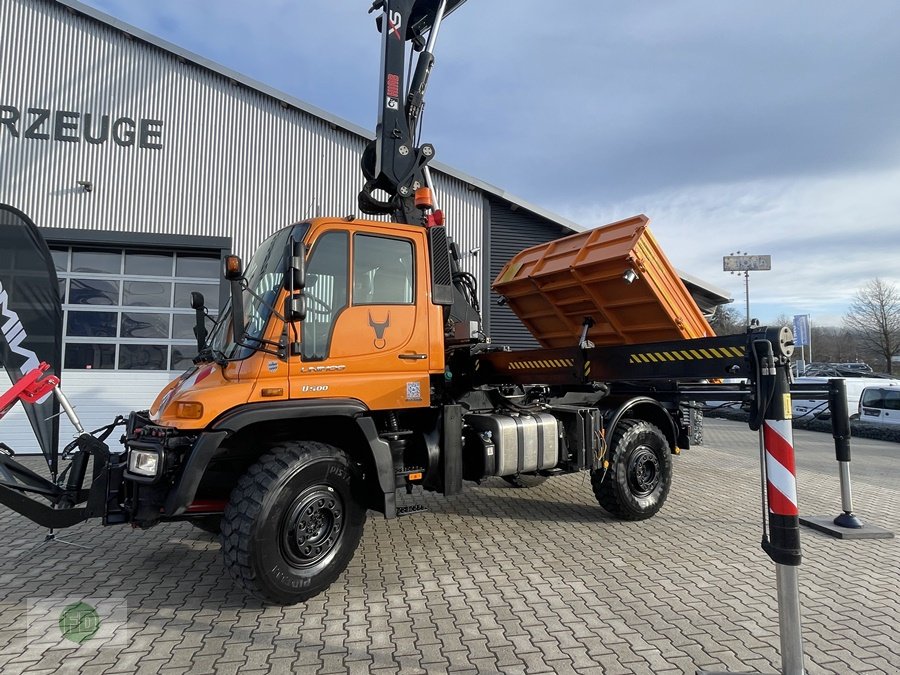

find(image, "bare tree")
[843,278,900,374]
[810,326,858,363]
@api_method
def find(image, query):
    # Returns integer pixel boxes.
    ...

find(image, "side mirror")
[286,294,307,322]
[284,239,307,322]
[190,291,205,311]
[287,240,306,290]
[190,292,208,352]
[223,256,245,344]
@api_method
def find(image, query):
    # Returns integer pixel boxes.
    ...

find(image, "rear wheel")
[591,419,672,520]
[221,441,366,604]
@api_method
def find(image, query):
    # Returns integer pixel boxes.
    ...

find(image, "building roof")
[677,269,734,315]
[53,0,585,233]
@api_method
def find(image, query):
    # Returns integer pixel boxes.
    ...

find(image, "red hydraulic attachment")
[0,362,59,421]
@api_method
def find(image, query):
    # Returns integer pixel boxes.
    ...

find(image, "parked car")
[858,385,900,426]
[792,376,900,420]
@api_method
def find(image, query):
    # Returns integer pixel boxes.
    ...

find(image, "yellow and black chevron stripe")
[507,358,576,371]
[628,346,745,365]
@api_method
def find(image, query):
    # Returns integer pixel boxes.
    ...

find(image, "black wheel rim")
[281,485,344,569]
[627,445,660,497]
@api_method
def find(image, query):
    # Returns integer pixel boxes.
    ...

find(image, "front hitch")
[0,422,124,529]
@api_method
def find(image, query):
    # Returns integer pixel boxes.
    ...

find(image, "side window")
[353,234,414,305]
[885,390,900,411]
[301,231,349,361]
[862,389,885,408]
[860,389,881,408]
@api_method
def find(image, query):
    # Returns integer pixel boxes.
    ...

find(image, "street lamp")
[723,252,772,326]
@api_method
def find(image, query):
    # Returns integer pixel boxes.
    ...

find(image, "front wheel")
[591,419,672,520]
[221,441,366,604]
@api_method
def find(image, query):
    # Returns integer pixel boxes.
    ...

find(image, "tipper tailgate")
[492,215,714,349]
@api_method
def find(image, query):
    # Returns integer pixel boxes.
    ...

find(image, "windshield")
[207,222,309,360]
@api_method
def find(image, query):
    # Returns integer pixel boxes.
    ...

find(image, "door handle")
[398,353,427,361]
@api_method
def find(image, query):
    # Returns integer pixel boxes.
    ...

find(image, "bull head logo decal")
[368,311,390,350]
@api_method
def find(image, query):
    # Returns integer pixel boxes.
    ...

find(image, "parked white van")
[858,385,900,426]
[792,377,900,420]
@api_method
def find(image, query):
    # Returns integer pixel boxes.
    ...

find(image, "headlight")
[128,449,160,477]
[175,401,204,419]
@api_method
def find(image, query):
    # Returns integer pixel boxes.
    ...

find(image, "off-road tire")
[590,419,672,521]
[502,474,548,489]
[189,515,222,534]
[221,441,366,604]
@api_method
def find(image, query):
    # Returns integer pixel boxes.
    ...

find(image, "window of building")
[52,246,222,371]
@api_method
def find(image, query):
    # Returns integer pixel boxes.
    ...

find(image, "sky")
[77,0,900,326]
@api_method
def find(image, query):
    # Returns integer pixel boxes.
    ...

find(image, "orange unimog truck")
[0,0,791,604]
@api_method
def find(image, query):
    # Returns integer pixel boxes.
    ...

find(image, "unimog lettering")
[300,365,346,373]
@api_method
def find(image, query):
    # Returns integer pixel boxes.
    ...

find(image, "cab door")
[289,222,433,410]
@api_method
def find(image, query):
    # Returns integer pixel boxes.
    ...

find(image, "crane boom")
[358,0,467,224]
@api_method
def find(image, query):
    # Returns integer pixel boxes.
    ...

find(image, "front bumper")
[123,411,228,519]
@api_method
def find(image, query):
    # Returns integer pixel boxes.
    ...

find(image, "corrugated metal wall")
[0,0,484,275]
[488,198,570,349]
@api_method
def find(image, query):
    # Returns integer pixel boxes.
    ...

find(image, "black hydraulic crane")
[358,0,467,224]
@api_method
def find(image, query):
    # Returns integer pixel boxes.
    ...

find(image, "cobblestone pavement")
[0,419,897,674]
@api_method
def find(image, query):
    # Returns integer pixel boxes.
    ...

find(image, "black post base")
[833,511,863,529]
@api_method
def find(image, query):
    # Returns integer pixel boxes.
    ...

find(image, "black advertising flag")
[0,204,63,473]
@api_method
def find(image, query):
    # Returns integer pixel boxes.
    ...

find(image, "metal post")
[806,316,812,363]
[799,378,893,539]
[745,271,751,326]
[776,565,805,674]
[760,354,805,675]
[698,329,805,675]
[828,379,862,528]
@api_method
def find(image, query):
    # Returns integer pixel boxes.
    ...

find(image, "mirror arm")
[229,278,245,346]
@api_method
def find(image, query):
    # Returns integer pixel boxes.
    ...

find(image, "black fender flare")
[606,397,677,452]
[164,399,395,516]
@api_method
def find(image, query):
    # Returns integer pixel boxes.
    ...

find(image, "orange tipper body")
[492,215,714,349]
[150,217,446,430]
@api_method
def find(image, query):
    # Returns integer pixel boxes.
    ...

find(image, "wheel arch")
[165,399,395,517]
[606,397,677,452]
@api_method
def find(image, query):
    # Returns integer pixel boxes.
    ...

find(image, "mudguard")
[164,399,396,516]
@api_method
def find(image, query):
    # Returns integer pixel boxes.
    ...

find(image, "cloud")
[558,167,900,324]
[428,0,900,203]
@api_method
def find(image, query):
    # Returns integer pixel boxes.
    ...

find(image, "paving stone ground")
[0,418,897,674]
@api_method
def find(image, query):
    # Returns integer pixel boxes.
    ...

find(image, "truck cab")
[151,218,445,433]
